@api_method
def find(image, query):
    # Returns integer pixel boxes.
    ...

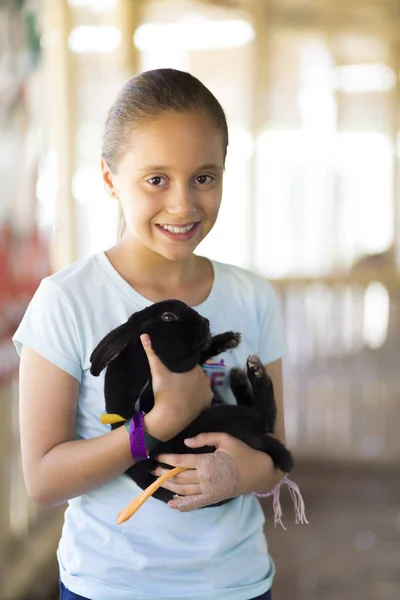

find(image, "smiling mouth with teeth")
[158,223,197,233]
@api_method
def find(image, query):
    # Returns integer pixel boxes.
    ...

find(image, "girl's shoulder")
[32,251,118,333]
[12,254,104,382]
[13,252,128,379]
[212,259,278,298]
[41,252,122,318]
[45,252,104,295]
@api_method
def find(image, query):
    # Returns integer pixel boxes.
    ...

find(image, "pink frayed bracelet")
[253,474,309,530]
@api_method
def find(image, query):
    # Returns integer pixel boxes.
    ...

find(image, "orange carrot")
[116,467,188,524]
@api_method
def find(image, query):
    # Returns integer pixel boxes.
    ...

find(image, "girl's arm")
[19,340,212,508]
[266,358,286,442]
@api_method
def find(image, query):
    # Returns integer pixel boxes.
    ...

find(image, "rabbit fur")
[90,299,293,505]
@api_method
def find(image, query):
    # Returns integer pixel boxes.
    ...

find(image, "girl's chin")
[157,246,200,262]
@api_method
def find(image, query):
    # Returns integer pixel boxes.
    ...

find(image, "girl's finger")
[152,468,199,484]
[155,453,200,469]
[184,432,229,449]
[159,481,202,496]
[168,493,209,511]
[140,334,169,378]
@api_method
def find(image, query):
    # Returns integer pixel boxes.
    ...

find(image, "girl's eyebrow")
[136,163,224,172]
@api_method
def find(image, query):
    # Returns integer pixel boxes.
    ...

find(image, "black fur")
[90,299,293,505]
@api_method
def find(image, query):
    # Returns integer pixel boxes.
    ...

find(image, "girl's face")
[102,111,225,263]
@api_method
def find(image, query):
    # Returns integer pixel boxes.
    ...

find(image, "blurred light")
[298,86,336,132]
[68,26,121,54]
[37,152,58,205]
[352,530,376,551]
[36,151,58,228]
[299,39,335,87]
[395,513,400,533]
[297,573,319,592]
[72,167,119,254]
[226,127,253,164]
[335,133,393,257]
[135,16,254,51]
[255,131,299,277]
[298,40,336,133]
[335,63,395,93]
[68,0,117,12]
[72,167,103,203]
[360,435,384,458]
[363,282,389,349]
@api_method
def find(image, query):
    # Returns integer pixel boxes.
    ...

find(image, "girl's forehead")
[134,111,216,134]
[123,112,225,169]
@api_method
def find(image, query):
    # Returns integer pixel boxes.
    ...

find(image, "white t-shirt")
[13,251,287,600]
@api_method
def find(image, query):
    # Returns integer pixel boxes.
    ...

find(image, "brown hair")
[101,68,229,174]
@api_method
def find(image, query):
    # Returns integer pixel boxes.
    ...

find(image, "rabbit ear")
[90,321,134,376]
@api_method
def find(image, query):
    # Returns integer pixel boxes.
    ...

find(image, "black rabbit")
[90,299,293,505]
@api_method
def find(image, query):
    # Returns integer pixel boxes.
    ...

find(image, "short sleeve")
[12,278,83,383]
[257,283,288,365]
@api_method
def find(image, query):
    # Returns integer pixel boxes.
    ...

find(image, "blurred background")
[1,0,400,598]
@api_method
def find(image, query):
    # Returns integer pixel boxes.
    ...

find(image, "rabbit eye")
[161,312,178,322]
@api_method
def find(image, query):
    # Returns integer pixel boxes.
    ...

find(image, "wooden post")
[41,0,76,271]
[0,385,12,591]
[247,0,270,269]
[115,0,143,77]
[389,41,400,273]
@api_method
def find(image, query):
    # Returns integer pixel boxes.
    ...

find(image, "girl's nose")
[165,185,196,216]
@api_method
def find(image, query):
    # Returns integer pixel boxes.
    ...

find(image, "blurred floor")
[264,463,400,600]
[24,464,400,600]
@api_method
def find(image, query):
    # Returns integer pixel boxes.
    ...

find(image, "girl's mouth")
[155,222,201,241]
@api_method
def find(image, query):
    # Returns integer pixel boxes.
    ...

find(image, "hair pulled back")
[102,68,229,173]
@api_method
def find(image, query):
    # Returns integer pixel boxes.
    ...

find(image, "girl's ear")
[90,321,135,376]
[101,158,118,199]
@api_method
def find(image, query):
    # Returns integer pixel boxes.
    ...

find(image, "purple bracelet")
[129,412,149,463]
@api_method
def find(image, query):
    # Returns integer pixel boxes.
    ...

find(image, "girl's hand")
[151,453,202,497]
[141,334,213,442]
[154,433,281,512]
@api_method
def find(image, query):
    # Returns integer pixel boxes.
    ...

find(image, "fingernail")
[184,438,194,444]
[140,334,150,345]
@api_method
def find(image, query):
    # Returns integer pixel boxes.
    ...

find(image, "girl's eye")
[161,312,179,322]
[195,174,214,185]
[147,176,166,186]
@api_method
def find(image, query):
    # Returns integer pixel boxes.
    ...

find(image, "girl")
[13,69,289,600]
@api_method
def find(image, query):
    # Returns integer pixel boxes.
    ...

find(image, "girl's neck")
[105,238,213,306]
